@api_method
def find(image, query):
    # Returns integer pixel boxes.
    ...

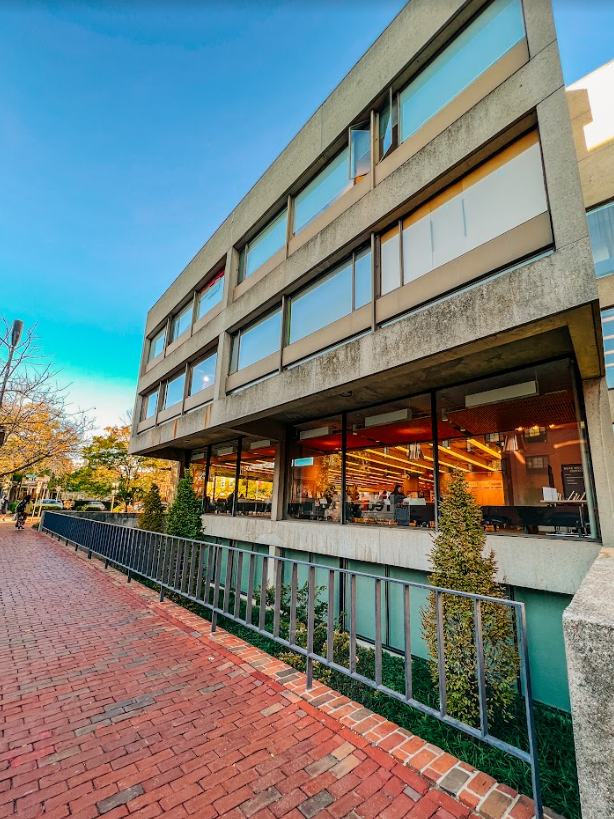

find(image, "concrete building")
[130,0,614,715]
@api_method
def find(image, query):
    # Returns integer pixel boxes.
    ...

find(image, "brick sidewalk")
[0,526,481,819]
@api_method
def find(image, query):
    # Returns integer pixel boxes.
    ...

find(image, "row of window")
[190,359,597,540]
[148,270,225,364]
[142,350,217,420]
[229,132,549,378]
[236,0,526,287]
[145,0,528,362]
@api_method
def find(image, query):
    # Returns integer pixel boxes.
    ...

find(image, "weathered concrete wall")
[62,512,141,528]
[199,514,600,596]
[564,547,614,819]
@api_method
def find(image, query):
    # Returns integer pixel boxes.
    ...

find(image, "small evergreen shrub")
[138,483,165,533]
[166,469,205,541]
[421,471,519,726]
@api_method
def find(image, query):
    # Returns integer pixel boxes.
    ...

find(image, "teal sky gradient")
[1,0,613,429]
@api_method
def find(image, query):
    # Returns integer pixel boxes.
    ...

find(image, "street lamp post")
[0,320,24,448]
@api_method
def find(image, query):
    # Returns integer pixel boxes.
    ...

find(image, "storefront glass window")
[205,443,238,514]
[236,442,276,518]
[436,359,595,537]
[287,417,343,521]
[345,395,435,527]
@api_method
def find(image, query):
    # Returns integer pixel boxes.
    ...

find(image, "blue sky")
[1,0,613,430]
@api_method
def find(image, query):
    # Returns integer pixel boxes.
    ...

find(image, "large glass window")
[231,307,282,373]
[284,359,595,538]
[381,135,549,295]
[198,271,224,318]
[437,359,595,537]
[170,303,192,343]
[149,328,166,361]
[189,351,217,396]
[399,0,525,143]
[345,396,435,528]
[588,201,614,278]
[163,372,185,409]
[294,148,352,235]
[205,443,238,515]
[288,247,371,345]
[195,439,278,517]
[141,388,159,421]
[239,209,287,283]
[287,417,343,521]
[602,308,614,388]
[237,442,276,518]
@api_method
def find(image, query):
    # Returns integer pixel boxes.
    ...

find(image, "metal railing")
[41,511,543,817]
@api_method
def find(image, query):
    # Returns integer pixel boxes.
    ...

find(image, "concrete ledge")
[563,547,614,819]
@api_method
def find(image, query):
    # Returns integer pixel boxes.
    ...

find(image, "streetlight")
[0,320,24,449]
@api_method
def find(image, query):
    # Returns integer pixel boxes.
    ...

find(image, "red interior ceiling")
[447,391,576,435]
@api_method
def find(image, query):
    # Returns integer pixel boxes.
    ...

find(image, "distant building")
[130,0,614,712]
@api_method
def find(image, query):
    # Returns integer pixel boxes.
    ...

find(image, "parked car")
[83,501,106,511]
[40,499,64,510]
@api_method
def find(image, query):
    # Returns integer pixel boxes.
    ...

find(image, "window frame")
[148,327,166,362]
[141,387,160,422]
[197,269,225,320]
[230,305,284,376]
[189,350,218,397]
[170,301,194,344]
[163,370,187,410]
[239,208,288,284]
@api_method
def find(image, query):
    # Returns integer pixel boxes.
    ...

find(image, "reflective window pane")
[588,201,614,278]
[236,308,282,372]
[354,246,372,309]
[190,352,217,396]
[289,262,352,344]
[294,148,351,234]
[198,272,224,318]
[171,304,192,342]
[345,395,435,528]
[242,209,287,282]
[399,136,548,289]
[237,442,276,518]
[350,127,371,180]
[149,328,166,361]
[379,97,393,159]
[142,389,159,420]
[287,417,343,521]
[437,359,594,537]
[206,443,237,514]
[602,308,614,388]
[380,225,401,295]
[399,0,525,142]
[164,372,185,409]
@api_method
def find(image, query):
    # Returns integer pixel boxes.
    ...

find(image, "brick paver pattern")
[0,525,476,819]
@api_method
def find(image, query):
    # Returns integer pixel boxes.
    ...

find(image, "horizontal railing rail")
[41,511,543,817]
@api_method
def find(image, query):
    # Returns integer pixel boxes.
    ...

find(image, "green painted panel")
[346,559,386,643]
[387,566,430,660]
[514,587,571,712]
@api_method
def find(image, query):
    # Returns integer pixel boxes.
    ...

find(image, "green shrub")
[138,483,165,532]
[421,471,519,727]
[166,469,205,540]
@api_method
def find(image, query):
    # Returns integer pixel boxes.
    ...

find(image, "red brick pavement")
[0,525,490,818]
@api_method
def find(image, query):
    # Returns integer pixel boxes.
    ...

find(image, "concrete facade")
[130,0,612,609]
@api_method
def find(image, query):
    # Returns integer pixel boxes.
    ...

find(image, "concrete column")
[582,377,614,547]
[270,438,288,522]
[564,549,614,819]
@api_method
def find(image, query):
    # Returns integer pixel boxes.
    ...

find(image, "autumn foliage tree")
[0,317,91,480]
[421,471,519,726]
[61,425,173,510]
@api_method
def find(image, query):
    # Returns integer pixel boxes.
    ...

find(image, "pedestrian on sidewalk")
[0,496,8,521]
[15,495,33,528]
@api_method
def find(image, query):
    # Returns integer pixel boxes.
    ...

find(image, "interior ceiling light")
[365,408,409,428]
[465,380,538,408]
[503,432,526,452]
